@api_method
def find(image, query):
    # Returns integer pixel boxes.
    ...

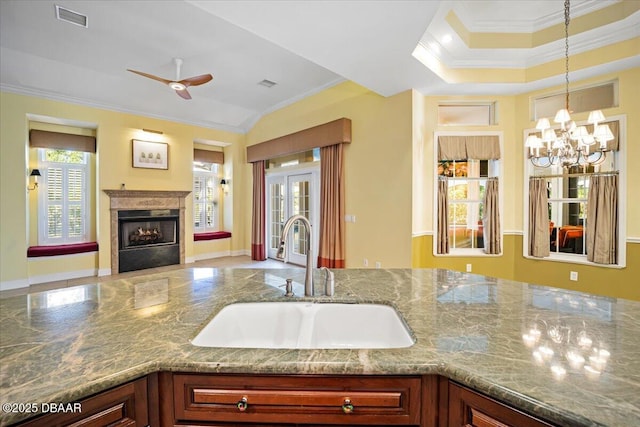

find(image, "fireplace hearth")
[104,190,190,275]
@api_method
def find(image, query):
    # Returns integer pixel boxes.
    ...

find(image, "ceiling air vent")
[258,79,277,88]
[55,5,88,28]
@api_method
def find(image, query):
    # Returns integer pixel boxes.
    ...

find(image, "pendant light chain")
[564,0,570,111]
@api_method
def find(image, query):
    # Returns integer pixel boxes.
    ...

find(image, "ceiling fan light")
[169,82,186,91]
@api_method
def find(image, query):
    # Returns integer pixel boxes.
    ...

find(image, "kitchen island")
[1,268,639,426]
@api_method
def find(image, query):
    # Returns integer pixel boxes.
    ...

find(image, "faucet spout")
[276,214,314,296]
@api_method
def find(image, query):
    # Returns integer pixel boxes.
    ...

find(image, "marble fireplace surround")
[104,190,190,275]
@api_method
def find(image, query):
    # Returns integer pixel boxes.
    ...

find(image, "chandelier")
[526,0,614,169]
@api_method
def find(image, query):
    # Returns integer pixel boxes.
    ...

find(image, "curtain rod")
[529,171,619,179]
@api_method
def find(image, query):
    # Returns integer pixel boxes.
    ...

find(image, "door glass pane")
[270,182,284,250]
[291,180,310,255]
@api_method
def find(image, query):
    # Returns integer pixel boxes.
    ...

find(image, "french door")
[266,169,319,266]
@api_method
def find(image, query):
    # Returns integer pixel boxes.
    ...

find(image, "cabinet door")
[173,374,421,425]
[448,382,555,427]
[16,377,148,427]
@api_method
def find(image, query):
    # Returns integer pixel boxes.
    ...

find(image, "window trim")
[433,131,504,257]
[37,149,90,245]
[522,114,627,268]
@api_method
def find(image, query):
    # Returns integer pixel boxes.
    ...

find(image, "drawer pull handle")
[342,398,354,414]
[237,397,248,412]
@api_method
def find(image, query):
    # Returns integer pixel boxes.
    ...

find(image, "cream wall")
[246,81,414,268]
[0,92,244,289]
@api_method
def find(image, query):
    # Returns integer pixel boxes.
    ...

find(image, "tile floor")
[0,256,301,299]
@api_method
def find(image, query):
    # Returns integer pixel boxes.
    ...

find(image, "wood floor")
[0,256,301,299]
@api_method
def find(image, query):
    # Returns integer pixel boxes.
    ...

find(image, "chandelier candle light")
[526,0,614,169]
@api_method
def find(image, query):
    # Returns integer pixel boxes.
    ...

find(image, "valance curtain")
[29,129,96,153]
[437,178,449,254]
[438,135,501,160]
[318,144,345,268]
[482,178,501,254]
[251,160,266,260]
[193,149,224,164]
[528,177,550,258]
[586,174,618,264]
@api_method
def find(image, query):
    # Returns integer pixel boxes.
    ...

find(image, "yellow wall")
[411,67,640,301]
[0,92,243,287]
[246,81,414,268]
[2,68,638,300]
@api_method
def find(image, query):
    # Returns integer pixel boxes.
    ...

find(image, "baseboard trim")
[28,269,98,286]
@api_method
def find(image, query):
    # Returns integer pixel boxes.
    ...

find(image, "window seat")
[194,231,232,241]
[27,242,99,257]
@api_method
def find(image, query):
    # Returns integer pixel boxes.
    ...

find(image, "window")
[438,103,496,126]
[193,162,219,233]
[38,148,89,245]
[525,117,625,266]
[440,160,490,250]
[533,81,617,121]
[434,133,502,256]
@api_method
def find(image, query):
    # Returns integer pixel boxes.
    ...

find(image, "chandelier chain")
[564,0,570,111]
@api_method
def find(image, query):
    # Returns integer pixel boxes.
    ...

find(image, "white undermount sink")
[191,302,414,349]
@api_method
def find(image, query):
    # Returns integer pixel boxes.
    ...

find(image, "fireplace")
[104,190,190,275]
[118,209,179,273]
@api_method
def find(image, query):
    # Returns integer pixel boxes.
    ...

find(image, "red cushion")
[27,242,99,257]
[194,231,232,241]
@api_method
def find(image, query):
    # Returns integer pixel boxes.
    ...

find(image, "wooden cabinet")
[171,373,422,426]
[15,377,149,427]
[446,382,555,427]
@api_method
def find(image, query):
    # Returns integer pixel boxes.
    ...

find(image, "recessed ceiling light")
[258,79,277,88]
[441,34,453,44]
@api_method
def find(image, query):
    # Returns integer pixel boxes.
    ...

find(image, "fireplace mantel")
[104,189,191,274]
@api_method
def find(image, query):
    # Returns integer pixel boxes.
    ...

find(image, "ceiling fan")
[127,58,212,100]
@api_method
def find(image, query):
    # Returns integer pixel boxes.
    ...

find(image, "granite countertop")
[1,268,639,426]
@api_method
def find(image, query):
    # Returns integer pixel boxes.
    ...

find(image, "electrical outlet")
[363,258,368,267]
[466,263,472,272]
[570,271,578,281]
[375,261,381,269]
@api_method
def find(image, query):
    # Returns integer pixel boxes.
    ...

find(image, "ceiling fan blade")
[179,74,213,87]
[127,69,172,85]
[176,88,192,100]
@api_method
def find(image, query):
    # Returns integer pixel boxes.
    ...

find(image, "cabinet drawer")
[173,374,421,425]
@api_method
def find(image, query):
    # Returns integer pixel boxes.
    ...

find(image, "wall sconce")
[27,169,41,191]
[221,178,229,194]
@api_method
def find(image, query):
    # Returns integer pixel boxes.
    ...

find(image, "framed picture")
[132,139,168,170]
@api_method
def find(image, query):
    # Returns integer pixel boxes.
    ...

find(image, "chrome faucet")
[276,214,314,296]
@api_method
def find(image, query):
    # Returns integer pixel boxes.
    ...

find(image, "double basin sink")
[191,302,414,349]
